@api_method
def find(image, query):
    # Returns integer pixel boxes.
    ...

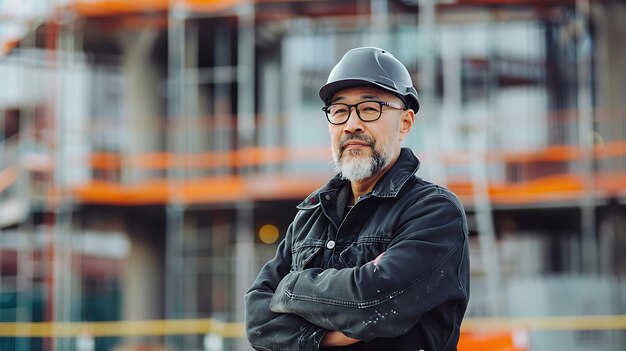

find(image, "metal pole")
[470,135,503,316]
[234,201,254,351]
[43,8,59,351]
[14,31,39,351]
[166,0,187,332]
[236,1,255,150]
[576,0,598,274]
[417,0,448,184]
[418,0,436,100]
[53,11,79,350]
[470,18,503,317]
[370,0,390,47]
[235,2,255,350]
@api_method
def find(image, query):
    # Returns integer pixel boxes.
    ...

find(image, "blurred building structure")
[1,0,626,350]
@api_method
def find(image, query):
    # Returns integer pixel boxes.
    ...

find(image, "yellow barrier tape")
[1,315,626,338]
[0,319,245,338]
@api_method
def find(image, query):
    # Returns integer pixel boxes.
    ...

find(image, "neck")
[349,151,400,204]
[350,176,381,204]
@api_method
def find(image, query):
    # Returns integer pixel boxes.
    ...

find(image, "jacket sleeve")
[245,223,327,351]
[269,192,469,342]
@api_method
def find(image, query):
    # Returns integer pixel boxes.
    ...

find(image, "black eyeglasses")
[322,100,406,125]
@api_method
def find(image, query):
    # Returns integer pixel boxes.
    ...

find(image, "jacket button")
[324,194,331,201]
[326,240,335,249]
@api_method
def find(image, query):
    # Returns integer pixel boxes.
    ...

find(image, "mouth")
[343,140,371,150]
[339,138,374,159]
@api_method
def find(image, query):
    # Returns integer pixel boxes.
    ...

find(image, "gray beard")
[336,148,386,182]
[332,133,395,182]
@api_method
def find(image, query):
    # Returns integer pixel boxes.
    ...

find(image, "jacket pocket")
[291,241,324,271]
[339,237,390,268]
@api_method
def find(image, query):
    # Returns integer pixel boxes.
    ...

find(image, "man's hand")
[321,331,360,347]
[372,251,385,265]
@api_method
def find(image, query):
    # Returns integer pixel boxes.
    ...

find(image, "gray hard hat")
[319,47,420,112]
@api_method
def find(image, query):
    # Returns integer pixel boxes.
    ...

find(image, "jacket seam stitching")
[353,237,390,244]
[292,240,325,251]
[374,173,416,198]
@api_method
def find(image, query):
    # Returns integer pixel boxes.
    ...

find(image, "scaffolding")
[1,1,626,351]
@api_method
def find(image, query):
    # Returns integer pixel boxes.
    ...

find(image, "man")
[245,47,470,351]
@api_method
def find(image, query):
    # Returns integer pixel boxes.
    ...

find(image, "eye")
[359,102,381,113]
[330,105,348,115]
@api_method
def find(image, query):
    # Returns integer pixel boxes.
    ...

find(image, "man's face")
[327,86,414,182]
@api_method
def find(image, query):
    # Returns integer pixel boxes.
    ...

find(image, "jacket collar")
[298,148,420,209]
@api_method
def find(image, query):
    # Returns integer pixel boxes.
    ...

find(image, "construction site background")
[1,0,626,350]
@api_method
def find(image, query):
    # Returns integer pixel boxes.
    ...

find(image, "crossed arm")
[313,252,384,347]
[316,252,385,347]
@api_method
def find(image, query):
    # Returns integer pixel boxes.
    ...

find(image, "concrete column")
[119,29,162,183]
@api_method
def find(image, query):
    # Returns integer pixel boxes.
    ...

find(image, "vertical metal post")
[576,0,598,274]
[166,0,187,332]
[52,17,64,351]
[185,21,200,180]
[470,17,503,316]
[370,0,390,47]
[0,49,33,350]
[235,2,256,350]
[182,21,199,351]
[418,0,447,184]
[470,135,503,316]
[234,201,254,350]
[237,1,255,150]
[15,45,34,349]
[439,28,462,188]
[53,12,78,351]
[43,6,59,350]
[418,0,436,99]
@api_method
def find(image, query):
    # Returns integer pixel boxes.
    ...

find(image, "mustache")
[339,133,375,154]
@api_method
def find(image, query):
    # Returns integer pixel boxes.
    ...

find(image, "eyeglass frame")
[322,100,407,125]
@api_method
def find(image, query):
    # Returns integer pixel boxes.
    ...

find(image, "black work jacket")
[245,148,470,351]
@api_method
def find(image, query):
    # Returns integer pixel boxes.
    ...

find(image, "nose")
[343,106,364,133]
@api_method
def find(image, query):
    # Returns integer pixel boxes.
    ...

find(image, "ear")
[398,109,415,141]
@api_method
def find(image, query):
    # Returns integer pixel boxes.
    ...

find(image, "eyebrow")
[331,94,380,103]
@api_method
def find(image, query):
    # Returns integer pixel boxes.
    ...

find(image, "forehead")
[330,86,398,103]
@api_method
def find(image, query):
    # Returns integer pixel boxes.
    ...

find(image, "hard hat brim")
[319,79,396,104]
[319,78,419,112]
